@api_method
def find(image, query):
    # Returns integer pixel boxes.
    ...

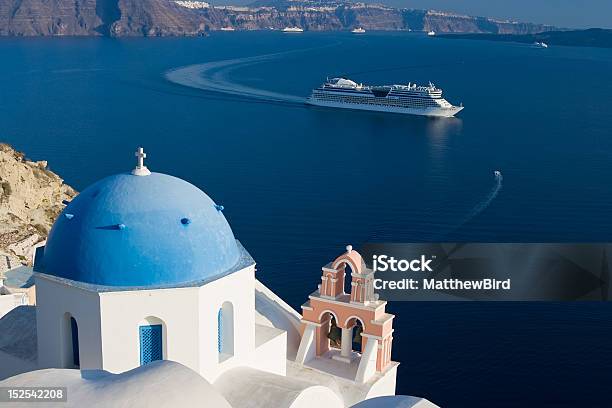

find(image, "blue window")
[70,317,80,367]
[140,325,163,365]
[218,309,223,353]
[218,302,234,361]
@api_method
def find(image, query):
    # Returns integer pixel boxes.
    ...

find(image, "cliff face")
[0,0,217,36]
[0,144,76,272]
[0,0,557,37]
[0,0,100,36]
[111,0,207,36]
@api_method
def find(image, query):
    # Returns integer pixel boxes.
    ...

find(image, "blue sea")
[1,32,612,407]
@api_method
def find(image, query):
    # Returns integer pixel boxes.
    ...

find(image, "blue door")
[139,325,163,365]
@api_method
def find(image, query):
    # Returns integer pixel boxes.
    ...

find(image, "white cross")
[135,147,146,168]
[132,147,151,176]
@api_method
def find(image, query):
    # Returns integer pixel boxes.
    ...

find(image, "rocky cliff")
[0,144,76,273]
[0,0,100,35]
[0,0,557,37]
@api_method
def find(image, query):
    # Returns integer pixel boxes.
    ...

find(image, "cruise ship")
[282,26,304,33]
[307,78,464,117]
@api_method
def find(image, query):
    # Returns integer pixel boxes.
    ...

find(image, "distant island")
[0,0,557,37]
[439,28,612,49]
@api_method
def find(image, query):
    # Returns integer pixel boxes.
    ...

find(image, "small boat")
[427,31,436,36]
[220,27,235,31]
[534,41,548,48]
[494,171,502,178]
[282,27,304,33]
[351,27,366,34]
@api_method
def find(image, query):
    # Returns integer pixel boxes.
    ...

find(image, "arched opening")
[317,310,340,355]
[346,317,365,354]
[327,314,341,349]
[218,302,234,362]
[352,319,364,353]
[71,317,80,367]
[335,261,356,298]
[62,313,80,368]
[139,316,165,366]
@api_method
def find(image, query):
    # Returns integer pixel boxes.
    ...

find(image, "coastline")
[438,28,612,49]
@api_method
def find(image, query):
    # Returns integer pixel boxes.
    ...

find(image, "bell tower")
[296,245,396,384]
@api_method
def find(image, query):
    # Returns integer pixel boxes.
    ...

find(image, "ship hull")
[306,98,463,117]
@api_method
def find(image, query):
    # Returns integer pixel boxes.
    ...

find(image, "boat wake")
[367,172,503,242]
[454,171,503,232]
[165,51,308,105]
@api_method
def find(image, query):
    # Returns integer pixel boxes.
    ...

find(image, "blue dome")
[39,172,241,287]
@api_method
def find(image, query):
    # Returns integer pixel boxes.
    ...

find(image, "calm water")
[1,32,612,407]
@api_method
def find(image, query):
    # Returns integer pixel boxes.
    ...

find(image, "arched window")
[344,263,354,297]
[352,319,364,353]
[218,302,234,361]
[139,317,165,366]
[326,314,341,349]
[345,317,365,354]
[70,316,80,368]
[217,308,223,353]
[62,313,79,368]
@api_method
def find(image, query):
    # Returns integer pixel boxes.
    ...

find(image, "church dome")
[38,168,241,287]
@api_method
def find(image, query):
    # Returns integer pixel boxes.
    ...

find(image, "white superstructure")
[307,77,464,117]
[282,27,304,33]
[351,27,366,34]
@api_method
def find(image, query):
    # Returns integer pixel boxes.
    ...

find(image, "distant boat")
[534,41,548,48]
[220,27,235,31]
[494,171,502,178]
[427,31,436,36]
[282,27,304,33]
[351,27,366,34]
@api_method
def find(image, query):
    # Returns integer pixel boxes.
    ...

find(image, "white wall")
[35,264,288,384]
[198,266,256,382]
[253,324,287,376]
[0,293,27,319]
[35,276,103,370]
[98,286,201,374]
[98,264,258,380]
[364,366,398,401]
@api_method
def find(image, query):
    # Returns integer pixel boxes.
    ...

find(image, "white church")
[0,148,439,408]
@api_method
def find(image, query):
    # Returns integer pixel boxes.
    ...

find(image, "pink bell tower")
[296,245,396,384]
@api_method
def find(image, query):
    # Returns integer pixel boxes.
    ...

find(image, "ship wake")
[454,172,503,232]
[165,52,307,105]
